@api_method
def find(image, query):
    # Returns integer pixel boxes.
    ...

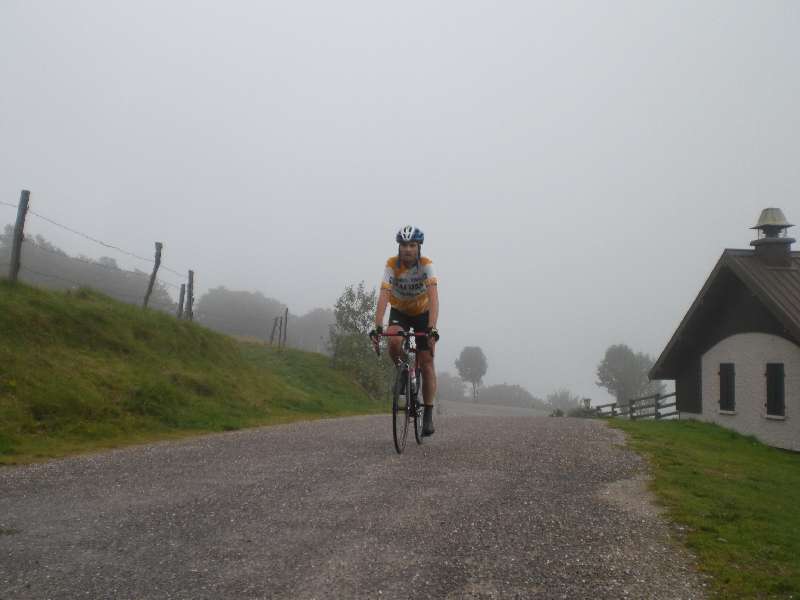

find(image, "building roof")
[650,249,800,380]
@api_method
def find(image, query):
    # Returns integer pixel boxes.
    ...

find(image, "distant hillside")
[0,281,382,464]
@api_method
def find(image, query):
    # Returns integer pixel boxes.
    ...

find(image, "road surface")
[0,415,705,599]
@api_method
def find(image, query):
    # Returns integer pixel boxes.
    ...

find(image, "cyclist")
[370,226,440,436]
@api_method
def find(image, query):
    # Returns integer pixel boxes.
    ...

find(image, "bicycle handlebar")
[370,330,430,357]
[374,331,429,338]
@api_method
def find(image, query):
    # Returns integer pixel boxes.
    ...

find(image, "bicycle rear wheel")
[392,367,410,454]
[413,371,424,444]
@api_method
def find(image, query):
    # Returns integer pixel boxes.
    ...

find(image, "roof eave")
[649,251,733,380]
[651,250,800,380]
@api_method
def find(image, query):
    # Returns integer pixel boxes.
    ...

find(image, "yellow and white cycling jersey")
[380,256,437,317]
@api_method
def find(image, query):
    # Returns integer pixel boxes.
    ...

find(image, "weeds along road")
[0,416,706,599]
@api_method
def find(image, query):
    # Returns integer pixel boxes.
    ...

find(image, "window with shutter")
[719,363,735,411]
[766,363,785,417]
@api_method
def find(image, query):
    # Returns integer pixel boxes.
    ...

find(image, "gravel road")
[438,399,551,418]
[0,416,706,599]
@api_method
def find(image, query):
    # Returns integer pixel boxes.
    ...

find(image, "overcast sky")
[2,1,798,403]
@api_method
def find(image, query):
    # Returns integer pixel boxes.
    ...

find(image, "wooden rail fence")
[594,392,678,420]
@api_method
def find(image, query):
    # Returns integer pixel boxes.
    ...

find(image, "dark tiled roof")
[726,251,800,340]
[650,249,800,379]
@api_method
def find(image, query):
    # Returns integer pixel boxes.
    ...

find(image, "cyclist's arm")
[375,288,390,328]
[427,283,439,329]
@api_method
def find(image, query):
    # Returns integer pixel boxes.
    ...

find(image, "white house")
[650,208,800,451]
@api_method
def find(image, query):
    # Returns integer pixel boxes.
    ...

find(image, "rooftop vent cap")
[751,208,793,239]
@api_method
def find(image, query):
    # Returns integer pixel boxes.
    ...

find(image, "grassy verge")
[0,282,384,464]
[610,419,800,599]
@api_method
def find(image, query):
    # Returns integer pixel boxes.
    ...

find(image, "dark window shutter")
[766,363,785,416]
[719,363,735,411]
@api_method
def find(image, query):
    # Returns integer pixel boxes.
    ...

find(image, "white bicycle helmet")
[396,225,424,244]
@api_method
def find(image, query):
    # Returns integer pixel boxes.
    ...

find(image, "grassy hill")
[0,281,383,464]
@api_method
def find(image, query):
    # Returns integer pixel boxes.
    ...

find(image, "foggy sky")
[2,1,798,403]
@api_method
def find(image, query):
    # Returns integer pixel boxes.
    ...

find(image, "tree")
[331,281,375,336]
[287,308,335,354]
[195,287,284,340]
[329,282,393,399]
[455,346,487,401]
[97,256,119,269]
[436,372,468,402]
[34,234,67,256]
[479,383,547,409]
[596,344,665,408]
[546,388,581,414]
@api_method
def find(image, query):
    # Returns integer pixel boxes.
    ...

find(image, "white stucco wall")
[689,332,800,451]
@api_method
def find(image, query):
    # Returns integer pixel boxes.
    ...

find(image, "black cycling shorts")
[388,308,431,351]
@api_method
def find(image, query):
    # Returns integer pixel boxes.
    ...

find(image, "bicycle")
[373,329,428,454]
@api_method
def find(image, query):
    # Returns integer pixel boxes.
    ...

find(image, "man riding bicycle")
[370,225,440,436]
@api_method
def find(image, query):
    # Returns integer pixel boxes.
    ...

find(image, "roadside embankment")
[0,282,382,464]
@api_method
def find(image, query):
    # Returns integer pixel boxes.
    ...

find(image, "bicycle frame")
[373,329,429,451]
[374,329,428,374]
[374,329,433,402]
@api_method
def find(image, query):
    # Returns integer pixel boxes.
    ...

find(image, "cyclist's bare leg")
[386,324,405,365]
[418,350,436,407]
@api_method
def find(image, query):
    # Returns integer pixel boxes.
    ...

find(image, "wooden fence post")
[283,307,289,347]
[186,270,195,321]
[177,284,186,319]
[654,392,661,419]
[269,316,279,345]
[8,190,30,283]
[277,317,283,348]
[143,242,163,308]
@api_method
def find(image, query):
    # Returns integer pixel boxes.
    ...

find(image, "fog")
[2,1,798,403]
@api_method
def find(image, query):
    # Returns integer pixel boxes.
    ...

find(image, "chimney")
[750,208,795,267]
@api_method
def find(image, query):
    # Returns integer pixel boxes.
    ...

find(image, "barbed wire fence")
[1,189,291,346]
[2,190,195,317]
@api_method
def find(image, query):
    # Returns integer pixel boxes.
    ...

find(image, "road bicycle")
[373,329,428,454]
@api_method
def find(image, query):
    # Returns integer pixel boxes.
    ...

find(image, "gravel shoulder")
[0,416,706,599]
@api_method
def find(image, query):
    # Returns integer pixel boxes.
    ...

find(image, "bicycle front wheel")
[392,367,410,454]
[413,371,424,445]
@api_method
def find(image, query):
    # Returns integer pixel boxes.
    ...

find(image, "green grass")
[610,419,800,599]
[0,281,384,464]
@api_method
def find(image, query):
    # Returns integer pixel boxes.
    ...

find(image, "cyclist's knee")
[385,326,404,356]
[387,341,403,359]
[419,353,435,373]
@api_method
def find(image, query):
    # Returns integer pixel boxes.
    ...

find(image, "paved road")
[0,416,705,599]
[438,399,551,418]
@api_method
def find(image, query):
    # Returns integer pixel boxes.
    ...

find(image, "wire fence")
[19,238,181,295]
[27,209,159,266]
[23,238,133,273]
[1,190,293,346]
[2,191,193,316]
[23,209,185,278]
